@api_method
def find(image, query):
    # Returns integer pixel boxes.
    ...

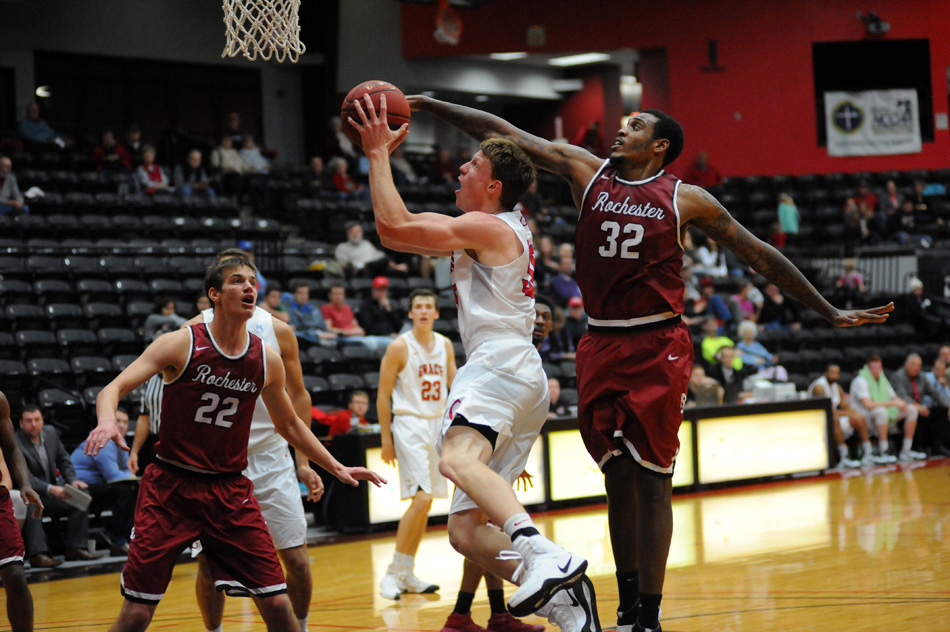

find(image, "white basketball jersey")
[392,330,450,419]
[451,210,535,352]
[203,306,285,453]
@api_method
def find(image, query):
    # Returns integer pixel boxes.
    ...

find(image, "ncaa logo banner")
[824,89,922,157]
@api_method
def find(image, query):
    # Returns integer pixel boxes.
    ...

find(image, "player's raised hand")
[828,302,894,327]
[335,466,387,488]
[84,415,129,456]
[351,94,408,155]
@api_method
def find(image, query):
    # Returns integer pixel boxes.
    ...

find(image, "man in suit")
[706,346,755,404]
[15,404,102,567]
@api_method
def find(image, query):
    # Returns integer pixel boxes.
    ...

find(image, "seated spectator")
[777,193,799,243]
[517,179,548,220]
[210,135,247,199]
[849,354,924,462]
[91,129,132,175]
[681,151,722,198]
[259,286,291,324]
[125,124,146,167]
[690,277,733,331]
[735,320,786,382]
[686,363,724,406]
[173,149,215,197]
[898,278,941,335]
[757,283,801,331]
[693,235,728,278]
[853,180,878,212]
[240,134,270,175]
[321,283,390,351]
[225,111,246,148]
[728,280,759,323]
[312,390,371,437]
[335,221,393,278]
[15,405,102,567]
[548,255,582,308]
[430,147,457,185]
[305,156,332,196]
[16,102,66,148]
[539,306,575,362]
[194,293,211,315]
[136,145,172,195]
[389,146,418,186]
[699,316,735,366]
[534,235,559,291]
[835,259,866,308]
[925,357,950,405]
[706,346,754,404]
[564,296,588,343]
[69,407,136,556]
[808,364,873,467]
[547,377,570,418]
[877,179,903,226]
[682,264,702,304]
[843,198,881,246]
[286,282,337,346]
[329,156,369,200]
[890,352,950,458]
[357,277,405,337]
[0,156,29,216]
[143,297,186,341]
[888,199,934,248]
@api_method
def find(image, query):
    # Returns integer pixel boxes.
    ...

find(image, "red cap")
[568,296,584,307]
[372,276,389,289]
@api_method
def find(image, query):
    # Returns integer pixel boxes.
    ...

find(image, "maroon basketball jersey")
[575,162,685,321]
[156,323,266,473]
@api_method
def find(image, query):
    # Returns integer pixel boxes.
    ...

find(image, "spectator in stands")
[143,297,186,341]
[728,280,759,323]
[16,102,65,149]
[706,346,754,404]
[693,235,728,278]
[924,359,950,458]
[682,151,723,198]
[312,390,371,437]
[572,121,604,155]
[547,377,570,418]
[849,354,924,462]
[135,145,172,195]
[91,129,132,175]
[939,345,950,368]
[357,276,405,337]
[757,283,802,331]
[533,235,559,291]
[15,405,102,567]
[539,306,575,362]
[69,407,136,556]
[695,278,734,332]
[259,286,291,324]
[889,199,934,248]
[853,180,878,213]
[899,278,941,335]
[777,192,799,243]
[890,352,950,458]
[0,156,29,216]
[430,147,457,185]
[210,135,247,199]
[808,364,874,467]
[194,293,211,315]
[286,282,337,346]
[548,255,582,308]
[517,179,547,220]
[735,320,786,382]
[877,179,903,226]
[334,221,392,277]
[910,178,932,213]
[321,283,394,352]
[240,134,270,176]
[700,316,735,367]
[565,296,588,343]
[390,146,419,186]
[173,149,215,198]
[329,156,369,200]
[125,124,145,167]
[686,363,724,406]
[225,111,246,148]
[835,259,866,309]
[305,156,332,196]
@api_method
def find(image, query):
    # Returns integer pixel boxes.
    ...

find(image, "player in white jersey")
[377,288,457,600]
[349,96,599,631]
[185,251,323,632]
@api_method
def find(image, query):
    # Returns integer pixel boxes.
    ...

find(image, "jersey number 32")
[598,220,644,259]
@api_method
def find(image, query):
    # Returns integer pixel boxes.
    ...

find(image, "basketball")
[340,80,411,148]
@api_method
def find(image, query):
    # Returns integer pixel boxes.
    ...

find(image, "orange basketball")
[340,80,411,148]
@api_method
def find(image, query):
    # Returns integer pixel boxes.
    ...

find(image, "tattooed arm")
[679,184,893,327]
[407,95,602,205]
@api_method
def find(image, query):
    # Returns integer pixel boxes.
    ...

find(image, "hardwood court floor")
[8,460,950,631]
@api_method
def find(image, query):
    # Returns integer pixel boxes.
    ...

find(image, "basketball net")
[433,0,462,45]
[222,0,306,63]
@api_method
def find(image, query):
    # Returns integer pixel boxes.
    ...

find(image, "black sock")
[488,588,506,614]
[638,593,662,629]
[454,590,475,615]
[616,569,640,615]
[512,526,540,541]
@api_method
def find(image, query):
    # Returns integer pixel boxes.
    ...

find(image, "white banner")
[824,89,922,156]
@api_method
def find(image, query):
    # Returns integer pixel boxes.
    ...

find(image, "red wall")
[401,0,950,177]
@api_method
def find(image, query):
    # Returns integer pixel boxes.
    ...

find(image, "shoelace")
[497,549,525,583]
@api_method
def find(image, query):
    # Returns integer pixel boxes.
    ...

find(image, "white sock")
[878,440,889,454]
[207,626,223,632]
[901,438,913,454]
[394,552,414,569]
[502,513,535,540]
[298,615,308,632]
[838,444,849,459]
[862,441,873,456]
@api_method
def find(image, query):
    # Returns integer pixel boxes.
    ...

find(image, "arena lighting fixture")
[35,85,51,98]
[490,52,528,61]
[548,52,611,66]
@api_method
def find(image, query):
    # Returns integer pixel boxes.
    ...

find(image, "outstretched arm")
[680,184,893,327]
[0,393,42,517]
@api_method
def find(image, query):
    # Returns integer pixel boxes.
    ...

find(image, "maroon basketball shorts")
[576,320,693,476]
[120,463,286,604]
[0,487,24,568]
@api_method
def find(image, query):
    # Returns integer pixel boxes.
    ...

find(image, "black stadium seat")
[5,304,48,332]
[27,357,73,390]
[70,356,118,388]
[0,279,34,307]
[38,388,89,452]
[57,329,100,359]
[46,303,88,331]
[84,302,126,330]
[33,279,77,305]
[0,332,16,361]
[0,360,30,408]
[97,328,142,356]
[15,330,59,361]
